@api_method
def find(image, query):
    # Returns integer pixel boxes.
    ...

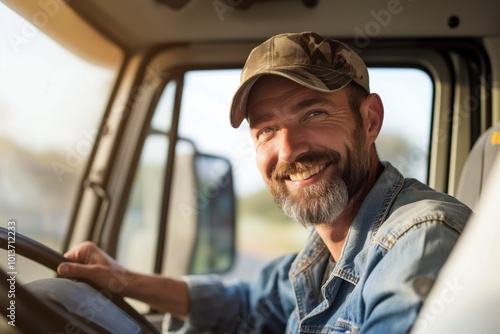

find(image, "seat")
[411,123,500,333]
[456,122,500,208]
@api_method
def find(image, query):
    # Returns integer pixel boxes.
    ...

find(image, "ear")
[361,93,384,145]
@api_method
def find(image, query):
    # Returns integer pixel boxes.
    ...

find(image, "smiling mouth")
[288,163,329,181]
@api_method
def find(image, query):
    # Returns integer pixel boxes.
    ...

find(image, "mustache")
[270,149,341,180]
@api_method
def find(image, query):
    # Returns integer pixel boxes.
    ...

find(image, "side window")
[114,66,434,284]
[372,68,433,182]
[117,79,237,279]
[0,3,119,252]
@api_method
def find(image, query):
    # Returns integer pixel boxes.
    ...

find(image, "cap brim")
[230,67,352,128]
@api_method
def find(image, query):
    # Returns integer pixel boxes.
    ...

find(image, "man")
[57,32,472,333]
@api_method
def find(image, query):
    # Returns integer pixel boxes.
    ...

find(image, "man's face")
[247,76,372,227]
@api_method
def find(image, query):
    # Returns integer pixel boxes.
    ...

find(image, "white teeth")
[289,164,326,181]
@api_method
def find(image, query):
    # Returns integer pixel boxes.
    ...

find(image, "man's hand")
[57,241,189,318]
[57,241,132,295]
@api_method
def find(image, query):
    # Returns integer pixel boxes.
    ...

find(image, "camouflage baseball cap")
[230,31,370,128]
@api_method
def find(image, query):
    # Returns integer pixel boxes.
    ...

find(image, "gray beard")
[276,174,349,227]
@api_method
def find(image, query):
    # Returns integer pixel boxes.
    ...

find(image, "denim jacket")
[165,162,472,334]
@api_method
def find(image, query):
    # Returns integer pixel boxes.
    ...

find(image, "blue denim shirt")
[165,162,471,334]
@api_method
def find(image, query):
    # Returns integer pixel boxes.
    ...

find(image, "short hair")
[345,82,369,125]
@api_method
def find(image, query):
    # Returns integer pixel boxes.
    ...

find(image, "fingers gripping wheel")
[0,227,160,334]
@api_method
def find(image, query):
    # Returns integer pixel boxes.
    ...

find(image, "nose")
[278,127,310,163]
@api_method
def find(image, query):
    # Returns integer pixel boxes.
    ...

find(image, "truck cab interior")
[0,0,499,333]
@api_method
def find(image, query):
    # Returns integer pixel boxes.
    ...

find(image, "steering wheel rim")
[0,227,161,334]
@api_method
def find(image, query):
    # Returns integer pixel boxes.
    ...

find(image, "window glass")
[0,3,119,253]
[370,68,433,182]
[177,67,433,278]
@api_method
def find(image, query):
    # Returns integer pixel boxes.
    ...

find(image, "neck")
[315,153,382,261]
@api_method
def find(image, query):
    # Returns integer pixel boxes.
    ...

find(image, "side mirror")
[140,136,236,278]
[189,153,236,274]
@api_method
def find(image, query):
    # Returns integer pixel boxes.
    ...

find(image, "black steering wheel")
[0,227,161,334]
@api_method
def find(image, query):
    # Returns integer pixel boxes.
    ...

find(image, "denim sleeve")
[360,220,462,334]
[164,254,297,334]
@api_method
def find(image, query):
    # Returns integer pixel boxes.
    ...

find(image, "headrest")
[456,122,500,208]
